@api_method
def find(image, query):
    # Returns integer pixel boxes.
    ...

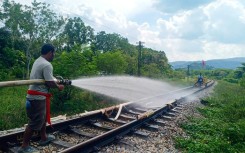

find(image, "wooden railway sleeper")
[93,146,100,152]
[117,140,136,149]
[142,123,159,132]
[52,139,73,148]
[165,112,176,117]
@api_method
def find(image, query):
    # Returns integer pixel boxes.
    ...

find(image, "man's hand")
[58,85,64,91]
[46,81,64,91]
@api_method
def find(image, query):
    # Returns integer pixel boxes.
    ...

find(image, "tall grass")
[0,86,28,130]
[175,81,245,152]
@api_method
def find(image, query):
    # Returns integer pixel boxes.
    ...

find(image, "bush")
[175,81,245,152]
[239,77,245,88]
[223,78,238,84]
[224,121,245,145]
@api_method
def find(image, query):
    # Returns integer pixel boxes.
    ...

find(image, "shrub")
[175,81,245,152]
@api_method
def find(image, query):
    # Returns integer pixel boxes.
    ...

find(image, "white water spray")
[72,76,181,101]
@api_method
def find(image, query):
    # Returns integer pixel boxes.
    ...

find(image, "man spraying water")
[18,44,70,153]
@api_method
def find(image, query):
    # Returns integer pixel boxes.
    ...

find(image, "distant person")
[18,44,64,153]
[196,73,203,87]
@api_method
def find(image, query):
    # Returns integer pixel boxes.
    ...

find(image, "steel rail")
[0,110,103,149]
[60,100,177,153]
[60,80,215,152]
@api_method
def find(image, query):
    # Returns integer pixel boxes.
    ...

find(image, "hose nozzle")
[56,76,72,85]
[59,79,72,85]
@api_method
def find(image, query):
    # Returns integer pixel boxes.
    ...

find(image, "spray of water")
[72,76,177,101]
[72,76,196,107]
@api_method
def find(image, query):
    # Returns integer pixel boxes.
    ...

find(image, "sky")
[12,0,245,62]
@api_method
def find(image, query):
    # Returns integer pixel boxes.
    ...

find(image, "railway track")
[0,80,214,153]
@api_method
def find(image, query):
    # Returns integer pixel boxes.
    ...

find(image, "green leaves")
[176,82,245,152]
[53,51,86,77]
[63,17,93,51]
[96,51,127,75]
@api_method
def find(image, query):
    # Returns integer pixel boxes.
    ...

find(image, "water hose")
[0,79,45,87]
[0,78,72,87]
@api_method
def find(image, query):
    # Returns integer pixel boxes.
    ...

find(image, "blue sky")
[12,0,245,62]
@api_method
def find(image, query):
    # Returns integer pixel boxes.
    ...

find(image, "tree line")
[0,0,171,81]
[2,0,245,87]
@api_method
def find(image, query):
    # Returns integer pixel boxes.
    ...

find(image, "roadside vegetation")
[175,81,245,152]
[0,86,118,130]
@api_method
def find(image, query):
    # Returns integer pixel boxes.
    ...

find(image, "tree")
[141,49,170,77]
[234,70,243,79]
[124,54,138,75]
[53,51,87,78]
[93,31,130,53]
[1,0,23,48]
[21,1,65,77]
[237,63,245,87]
[0,28,26,80]
[63,17,94,51]
[1,0,66,78]
[141,63,161,78]
[96,51,127,74]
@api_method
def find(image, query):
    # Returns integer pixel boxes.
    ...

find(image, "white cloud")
[155,39,204,61]
[145,0,245,61]
[10,0,245,62]
[156,9,206,40]
[203,41,245,59]
[203,0,245,43]
[136,23,161,48]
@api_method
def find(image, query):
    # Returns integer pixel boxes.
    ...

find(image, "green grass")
[175,81,245,153]
[0,86,117,130]
[0,86,28,130]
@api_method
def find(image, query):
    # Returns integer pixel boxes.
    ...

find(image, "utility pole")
[187,65,190,83]
[137,41,144,76]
